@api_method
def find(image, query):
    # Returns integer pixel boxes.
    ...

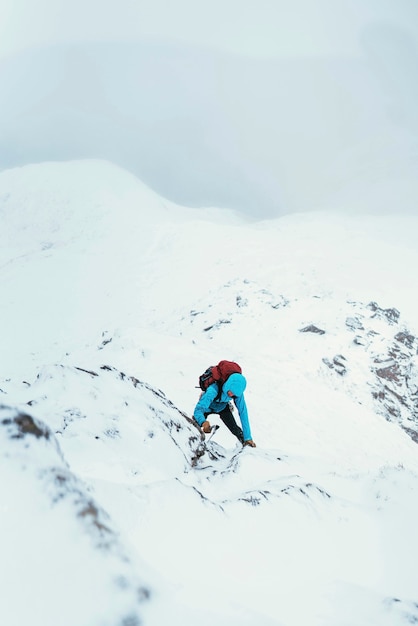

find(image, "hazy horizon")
[1,1,417,217]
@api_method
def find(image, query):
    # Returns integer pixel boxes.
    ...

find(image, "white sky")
[1,0,417,60]
[1,0,417,216]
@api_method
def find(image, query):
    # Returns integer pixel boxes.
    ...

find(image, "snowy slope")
[1,160,418,626]
[0,159,242,380]
[0,404,153,626]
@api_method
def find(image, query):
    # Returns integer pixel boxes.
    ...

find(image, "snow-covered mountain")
[1,160,418,626]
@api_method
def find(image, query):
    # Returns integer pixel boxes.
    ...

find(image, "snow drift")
[1,160,418,625]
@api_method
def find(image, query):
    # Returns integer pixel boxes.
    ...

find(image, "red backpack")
[198,360,242,397]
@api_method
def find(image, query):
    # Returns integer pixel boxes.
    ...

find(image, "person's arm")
[193,384,218,425]
[234,394,252,442]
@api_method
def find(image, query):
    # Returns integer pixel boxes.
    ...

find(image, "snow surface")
[1,159,418,625]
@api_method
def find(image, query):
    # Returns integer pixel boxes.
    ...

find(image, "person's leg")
[219,405,244,443]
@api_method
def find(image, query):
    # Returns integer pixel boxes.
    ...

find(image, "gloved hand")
[201,420,211,433]
[243,439,256,447]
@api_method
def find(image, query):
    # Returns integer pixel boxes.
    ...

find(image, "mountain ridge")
[1,159,418,625]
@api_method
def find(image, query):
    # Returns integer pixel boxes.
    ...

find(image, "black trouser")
[206,406,244,443]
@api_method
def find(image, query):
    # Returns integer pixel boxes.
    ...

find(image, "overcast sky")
[1,0,418,216]
[1,0,417,60]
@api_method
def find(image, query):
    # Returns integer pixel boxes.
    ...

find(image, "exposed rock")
[346,316,364,331]
[75,366,99,377]
[320,300,418,442]
[203,319,231,332]
[395,331,416,350]
[367,301,400,325]
[370,330,418,436]
[323,355,347,375]
[353,335,369,346]
[236,294,248,307]
[402,426,418,443]
[299,324,326,335]
[1,410,50,439]
[375,361,401,384]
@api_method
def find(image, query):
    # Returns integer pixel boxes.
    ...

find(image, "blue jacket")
[194,373,252,441]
